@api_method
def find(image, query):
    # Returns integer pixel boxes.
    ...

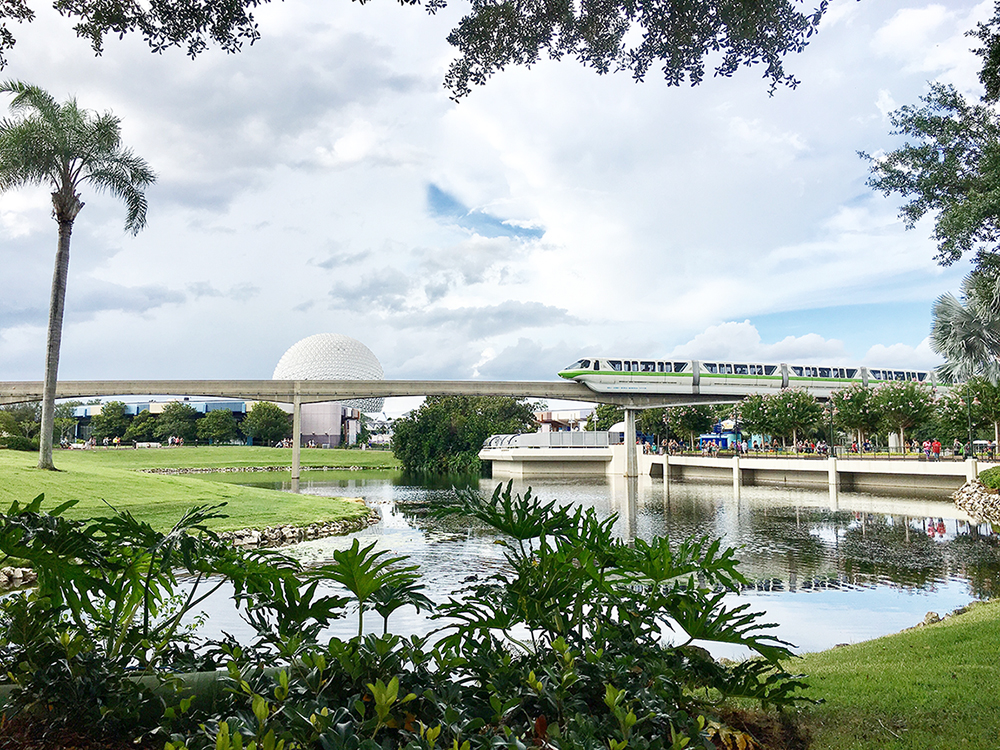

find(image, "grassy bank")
[0,446,397,531]
[789,598,1000,749]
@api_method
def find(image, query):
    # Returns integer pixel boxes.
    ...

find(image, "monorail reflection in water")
[201,473,1000,655]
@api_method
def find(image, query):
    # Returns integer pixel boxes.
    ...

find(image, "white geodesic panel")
[273,333,385,413]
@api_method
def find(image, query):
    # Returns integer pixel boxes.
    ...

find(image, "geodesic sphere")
[273,333,385,413]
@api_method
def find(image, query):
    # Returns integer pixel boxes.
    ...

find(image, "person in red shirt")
[931,439,942,460]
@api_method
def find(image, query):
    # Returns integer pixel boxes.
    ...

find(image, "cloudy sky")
[0,0,991,413]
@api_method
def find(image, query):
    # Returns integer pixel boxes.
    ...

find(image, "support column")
[732,453,741,498]
[828,455,839,507]
[966,457,979,483]
[292,390,302,482]
[624,408,638,478]
[828,456,839,489]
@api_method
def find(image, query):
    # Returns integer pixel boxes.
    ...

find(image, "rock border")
[952,479,1000,525]
[218,508,380,548]
[138,465,385,474]
[0,508,380,591]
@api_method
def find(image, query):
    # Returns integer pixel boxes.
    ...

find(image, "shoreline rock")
[952,479,1000,525]
[217,508,380,549]
[0,508,380,591]
[138,465,389,474]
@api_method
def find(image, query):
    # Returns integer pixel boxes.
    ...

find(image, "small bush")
[0,436,38,451]
[980,465,1000,489]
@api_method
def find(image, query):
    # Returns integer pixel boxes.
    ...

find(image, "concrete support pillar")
[966,457,979,483]
[828,456,839,488]
[828,455,839,507]
[624,408,638,478]
[663,452,670,483]
[732,453,741,498]
[292,390,302,482]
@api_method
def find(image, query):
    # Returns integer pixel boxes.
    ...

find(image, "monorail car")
[558,358,936,398]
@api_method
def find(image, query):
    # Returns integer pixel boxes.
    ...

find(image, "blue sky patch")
[427,184,544,240]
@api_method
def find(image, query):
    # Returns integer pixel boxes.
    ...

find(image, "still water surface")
[202,473,1000,656]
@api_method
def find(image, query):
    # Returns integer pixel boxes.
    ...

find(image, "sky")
[0,0,993,415]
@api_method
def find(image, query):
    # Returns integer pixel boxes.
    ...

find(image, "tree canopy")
[864,5,1000,273]
[0,0,827,98]
[391,395,538,472]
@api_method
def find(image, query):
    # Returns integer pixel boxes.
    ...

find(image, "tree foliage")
[122,408,157,443]
[196,408,239,445]
[767,388,822,448]
[153,402,201,443]
[589,403,624,431]
[873,380,936,446]
[864,7,1000,272]
[88,400,130,440]
[392,395,538,473]
[0,0,826,99]
[931,272,1000,384]
[240,401,291,445]
[663,404,714,446]
[830,382,880,443]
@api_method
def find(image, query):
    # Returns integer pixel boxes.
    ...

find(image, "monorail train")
[558,357,937,398]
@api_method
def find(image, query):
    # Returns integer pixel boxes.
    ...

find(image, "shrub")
[980,465,1000,488]
[0,435,38,451]
[0,487,812,749]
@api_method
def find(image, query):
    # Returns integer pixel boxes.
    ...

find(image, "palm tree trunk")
[37,215,75,470]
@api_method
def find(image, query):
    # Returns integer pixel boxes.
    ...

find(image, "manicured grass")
[33,445,400,470]
[788,599,1000,749]
[0,446,394,532]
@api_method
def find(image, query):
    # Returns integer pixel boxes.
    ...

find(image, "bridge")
[0,379,731,479]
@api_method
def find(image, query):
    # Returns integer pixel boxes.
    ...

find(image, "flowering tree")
[873,381,936,448]
[971,377,1000,446]
[767,389,823,451]
[663,405,714,449]
[934,388,986,445]
[737,394,772,441]
[830,383,881,447]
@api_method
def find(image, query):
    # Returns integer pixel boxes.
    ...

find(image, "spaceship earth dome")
[273,333,385,413]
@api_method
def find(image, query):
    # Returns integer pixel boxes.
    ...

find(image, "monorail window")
[734,364,748,375]
[819,368,831,378]
[894,371,904,380]
[609,360,622,371]
[674,362,688,373]
[917,372,927,381]
[641,361,655,372]
[846,369,858,378]
[704,363,718,374]
[791,366,803,377]
[764,365,777,376]
[723,364,734,374]
[657,362,664,372]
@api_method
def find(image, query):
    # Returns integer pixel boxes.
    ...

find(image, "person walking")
[931,439,942,461]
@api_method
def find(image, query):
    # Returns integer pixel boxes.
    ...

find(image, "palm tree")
[0,81,155,469]
[930,271,1000,452]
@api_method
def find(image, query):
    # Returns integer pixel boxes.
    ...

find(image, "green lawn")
[789,598,1000,749]
[0,446,397,532]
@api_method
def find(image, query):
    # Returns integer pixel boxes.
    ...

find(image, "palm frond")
[0,81,156,232]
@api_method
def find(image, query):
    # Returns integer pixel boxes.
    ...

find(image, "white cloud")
[0,0,982,387]
[863,338,942,369]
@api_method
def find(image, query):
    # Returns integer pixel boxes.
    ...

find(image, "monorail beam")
[0,380,739,408]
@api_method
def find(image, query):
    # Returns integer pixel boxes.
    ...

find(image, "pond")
[199,472,1000,657]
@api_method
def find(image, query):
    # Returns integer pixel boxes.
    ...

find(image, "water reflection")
[203,471,999,653]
